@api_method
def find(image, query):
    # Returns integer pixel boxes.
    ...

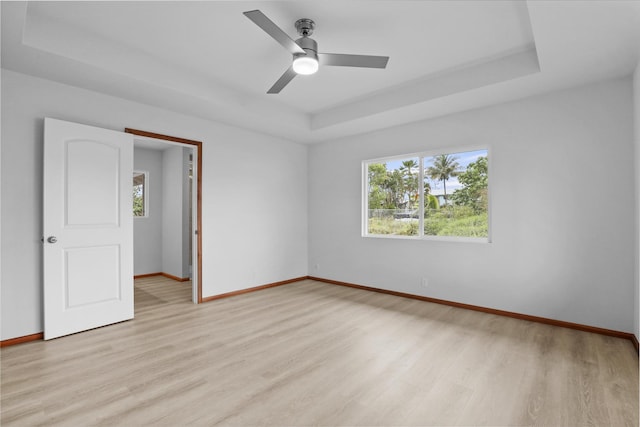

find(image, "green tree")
[133,186,144,216]
[451,156,488,213]
[426,154,460,205]
[367,163,388,209]
[384,169,405,208]
[425,194,440,210]
[421,180,438,214]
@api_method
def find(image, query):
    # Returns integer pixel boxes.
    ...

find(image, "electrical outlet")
[421,277,428,288]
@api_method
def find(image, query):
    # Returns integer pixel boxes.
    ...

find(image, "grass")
[368,217,419,236]
[368,210,488,238]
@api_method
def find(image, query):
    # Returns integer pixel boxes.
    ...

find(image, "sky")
[384,149,487,195]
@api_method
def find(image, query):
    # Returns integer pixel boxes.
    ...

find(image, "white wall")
[161,146,189,279]
[133,147,163,276]
[0,70,308,340]
[634,63,640,340]
[181,148,191,279]
[308,77,635,333]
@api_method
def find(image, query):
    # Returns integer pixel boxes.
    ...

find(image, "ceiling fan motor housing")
[294,36,318,62]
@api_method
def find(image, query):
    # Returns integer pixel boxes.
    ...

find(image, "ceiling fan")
[243,10,390,94]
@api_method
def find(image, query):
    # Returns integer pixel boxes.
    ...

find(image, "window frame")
[133,170,149,219]
[362,146,491,243]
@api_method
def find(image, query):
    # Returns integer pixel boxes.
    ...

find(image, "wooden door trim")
[125,128,203,303]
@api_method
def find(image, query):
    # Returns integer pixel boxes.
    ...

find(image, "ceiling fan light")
[292,55,318,75]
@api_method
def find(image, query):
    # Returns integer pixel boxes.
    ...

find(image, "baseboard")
[1,332,44,348]
[308,276,639,353]
[134,272,190,282]
[201,276,308,303]
[160,272,190,282]
[632,334,639,353]
[134,272,163,279]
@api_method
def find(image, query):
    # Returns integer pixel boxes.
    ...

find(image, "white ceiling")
[2,1,640,144]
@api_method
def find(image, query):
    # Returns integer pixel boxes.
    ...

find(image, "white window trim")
[362,145,491,243]
[133,170,149,219]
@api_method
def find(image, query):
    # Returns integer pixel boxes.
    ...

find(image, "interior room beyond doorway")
[130,131,202,304]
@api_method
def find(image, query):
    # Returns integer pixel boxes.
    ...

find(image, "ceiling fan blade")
[243,10,305,55]
[267,66,297,94]
[318,53,389,69]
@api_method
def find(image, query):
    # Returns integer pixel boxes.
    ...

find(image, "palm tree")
[399,159,418,209]
[426,154,460,206]
[400,159,418,175]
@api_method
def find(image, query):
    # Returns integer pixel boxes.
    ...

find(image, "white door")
[43,118,134,340]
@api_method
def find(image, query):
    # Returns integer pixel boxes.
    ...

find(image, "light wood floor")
[1,277,638,426]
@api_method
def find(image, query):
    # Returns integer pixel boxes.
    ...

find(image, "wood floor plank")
[1,278,637,426]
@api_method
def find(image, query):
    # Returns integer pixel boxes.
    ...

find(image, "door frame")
[125,128,203,303]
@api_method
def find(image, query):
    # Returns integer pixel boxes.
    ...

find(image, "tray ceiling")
[2,1,639,143]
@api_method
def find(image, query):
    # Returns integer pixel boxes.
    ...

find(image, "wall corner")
[633,61,640,340]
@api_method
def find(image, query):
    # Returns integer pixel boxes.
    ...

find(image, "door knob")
[47,236,57,244]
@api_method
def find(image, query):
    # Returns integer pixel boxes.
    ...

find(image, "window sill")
[363,234,490,244]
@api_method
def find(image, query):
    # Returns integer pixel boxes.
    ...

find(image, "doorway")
[126,128,203,303]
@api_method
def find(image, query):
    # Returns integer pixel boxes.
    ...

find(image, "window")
[364,148,489,241]
[133,171,148,217]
